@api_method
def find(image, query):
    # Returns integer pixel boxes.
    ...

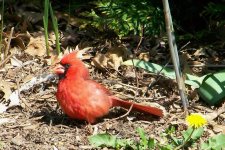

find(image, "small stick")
[100,104,134,125]
[134,24,144,52]
[4,27,14,59]
[110,104,134,122]
[0,53,13,68]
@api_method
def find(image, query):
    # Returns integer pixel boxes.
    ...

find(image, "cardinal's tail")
[111,97,164,117]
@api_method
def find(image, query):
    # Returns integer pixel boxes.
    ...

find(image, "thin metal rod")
[162,0,189,110]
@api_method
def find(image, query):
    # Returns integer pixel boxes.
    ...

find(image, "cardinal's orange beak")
[54,64,65,75]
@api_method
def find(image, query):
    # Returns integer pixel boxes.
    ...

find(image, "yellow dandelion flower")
[186,113,207,128]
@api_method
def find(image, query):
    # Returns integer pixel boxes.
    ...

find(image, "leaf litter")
[0,2,224,150]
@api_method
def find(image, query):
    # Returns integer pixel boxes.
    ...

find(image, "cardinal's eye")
[63,64,70,70]
[60,63,71,70]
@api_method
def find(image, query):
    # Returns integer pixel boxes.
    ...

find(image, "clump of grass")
[0,0,4,60]
[43,0,60,56]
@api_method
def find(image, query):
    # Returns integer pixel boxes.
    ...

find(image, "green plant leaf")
[137,127,148,147]
[148,138,155,149]
[201,134,225,150]
[88,133,117,148]
[198,69,225,105]
[49,3,60,55]
[88,133,131,148]
[171,136,183,146]
[159,145,174,150]
[182,127,204,141]
[122,59,206,88]
[165,126,176,135]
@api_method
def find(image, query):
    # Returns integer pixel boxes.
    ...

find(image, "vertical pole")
[162,0,189,110]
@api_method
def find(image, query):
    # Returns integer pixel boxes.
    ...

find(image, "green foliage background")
[84,0,165,37]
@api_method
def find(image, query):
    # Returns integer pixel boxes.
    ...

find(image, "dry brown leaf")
[92,53,108,70]
[205,103,225,134]
[76,47,93,60]
[181,52,194,75]
[212,123,225,134]
[193,48,204,56]
[11,36,26,50]
[0,81,12,102]
[206,102,225,122]
[2,32,30,51]
[25,35,46,56]
[107,47,124,70]
[91,46,129,71]
[138,52,150,61]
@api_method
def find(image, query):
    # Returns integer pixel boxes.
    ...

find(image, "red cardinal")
[55,52,163,123]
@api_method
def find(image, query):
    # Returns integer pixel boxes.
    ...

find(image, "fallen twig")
[0,53,14,68]
[4,27,14,58]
